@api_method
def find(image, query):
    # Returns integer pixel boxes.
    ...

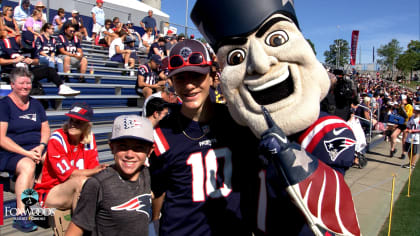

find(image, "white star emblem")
[282,0,294,7]
[291,148,313,172]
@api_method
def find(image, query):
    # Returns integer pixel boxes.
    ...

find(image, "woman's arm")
[13,18,20,34]
[0,121,41,161]
[70,164,108,178]
[30,120,50,158]
[25,18,40,37]
[55,16,63,26]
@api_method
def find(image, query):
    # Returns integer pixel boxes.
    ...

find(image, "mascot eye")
[265,30,288,47]
[227,49,246,65]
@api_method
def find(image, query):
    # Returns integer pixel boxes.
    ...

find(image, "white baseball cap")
[110,115,154,143]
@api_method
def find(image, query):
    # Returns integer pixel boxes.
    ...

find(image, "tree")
[306,38,316,55]
[396,40,420,79]
[376,39,403,74]
[323,39,350,68]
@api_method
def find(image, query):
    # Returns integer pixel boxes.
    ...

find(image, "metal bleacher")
[0,41,147,233]
[43,40,146,162]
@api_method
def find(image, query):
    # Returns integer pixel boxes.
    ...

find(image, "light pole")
[185,0,188,37]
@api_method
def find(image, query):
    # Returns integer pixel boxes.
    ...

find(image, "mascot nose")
[247,38,277,75]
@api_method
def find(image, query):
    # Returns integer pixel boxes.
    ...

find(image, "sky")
[160,0,419,65]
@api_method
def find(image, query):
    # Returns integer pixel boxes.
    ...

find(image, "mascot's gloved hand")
[258,106,361,236]
[259,106,318,186]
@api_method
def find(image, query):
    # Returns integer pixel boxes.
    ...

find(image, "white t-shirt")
[142,34,154,46]
[406,116,420,144]
[109,38,124,58]
[99,27,113,40]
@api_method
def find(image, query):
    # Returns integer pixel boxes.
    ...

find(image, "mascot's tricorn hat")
[191,0,299,52]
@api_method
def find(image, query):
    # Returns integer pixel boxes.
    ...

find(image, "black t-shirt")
[147,42,165,58]
[72,165,151,236]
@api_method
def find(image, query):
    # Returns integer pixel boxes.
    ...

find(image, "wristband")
[40,142,47,148]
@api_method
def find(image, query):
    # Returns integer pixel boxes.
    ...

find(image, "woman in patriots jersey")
[150,40,256,236]
[35,23,64,73]
[0,68,50,232]
[35,102,107,210]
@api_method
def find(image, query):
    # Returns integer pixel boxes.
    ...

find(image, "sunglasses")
[168,52,212,70]
[69,30,75,33]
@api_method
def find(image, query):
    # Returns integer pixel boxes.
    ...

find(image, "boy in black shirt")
[66,115,154,236]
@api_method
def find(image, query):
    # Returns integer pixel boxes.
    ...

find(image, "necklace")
[182,130,206,141]
[177,115,209,141]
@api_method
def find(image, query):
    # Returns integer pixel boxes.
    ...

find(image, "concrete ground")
[0,136,414,236]
[345,136,414,236]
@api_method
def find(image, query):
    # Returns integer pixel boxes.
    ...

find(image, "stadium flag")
[0,184,3,225]
[350,30,359,65]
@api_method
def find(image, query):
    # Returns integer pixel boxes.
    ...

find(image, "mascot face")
[217,14,330,137]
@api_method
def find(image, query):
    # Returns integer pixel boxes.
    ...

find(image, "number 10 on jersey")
[187,148,232,202]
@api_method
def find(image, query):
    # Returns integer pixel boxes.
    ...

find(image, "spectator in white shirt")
[109,30,135,71]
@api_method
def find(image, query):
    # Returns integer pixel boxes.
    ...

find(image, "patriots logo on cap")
[180,47,192,60]
[324,137,356,161]
[70,106,87,115]
[110,194,152,218]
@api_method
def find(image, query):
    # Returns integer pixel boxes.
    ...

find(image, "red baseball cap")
[168,39,212,77]
[97,0,104,3]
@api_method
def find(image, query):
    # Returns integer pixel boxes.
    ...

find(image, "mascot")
[191,0,361,235]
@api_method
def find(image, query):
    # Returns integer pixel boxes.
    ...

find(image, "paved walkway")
[0,137,414,236]
[345,136,413,236]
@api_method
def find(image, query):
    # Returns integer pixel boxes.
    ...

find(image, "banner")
[350,30,359,65]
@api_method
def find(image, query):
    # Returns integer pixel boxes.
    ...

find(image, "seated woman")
[35,102,107,210]
[52,8,66,34]
[109,30,135,70]
[140,27,154,53]
[21,9,43,49]
[35,23,64,73]
[3,5,21,41]
[0,67,50,233]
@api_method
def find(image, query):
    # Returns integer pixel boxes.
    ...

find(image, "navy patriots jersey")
[0,37,36,73]
[150,104,256,236]
[35,35,57,56]
[293,112,356,175]
[56,34,81,55]
[137,63,161,85]
[243,112,356,235]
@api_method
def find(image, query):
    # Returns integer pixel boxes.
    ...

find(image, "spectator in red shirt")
[35,103,107,210]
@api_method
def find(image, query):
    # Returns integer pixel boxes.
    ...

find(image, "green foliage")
[306,38,316,55]
[378,168,420,236]
[377,39,403,71]
[197,38,207,44]
[323,39,350,68]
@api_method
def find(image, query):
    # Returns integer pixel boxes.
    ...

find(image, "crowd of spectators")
[323,69,420,169]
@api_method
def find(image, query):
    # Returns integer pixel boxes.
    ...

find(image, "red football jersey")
[35,128,99,203]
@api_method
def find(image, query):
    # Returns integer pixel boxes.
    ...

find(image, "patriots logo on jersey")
[19,113,37,122]
[110,194,152,218]
[324,137,356,161]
